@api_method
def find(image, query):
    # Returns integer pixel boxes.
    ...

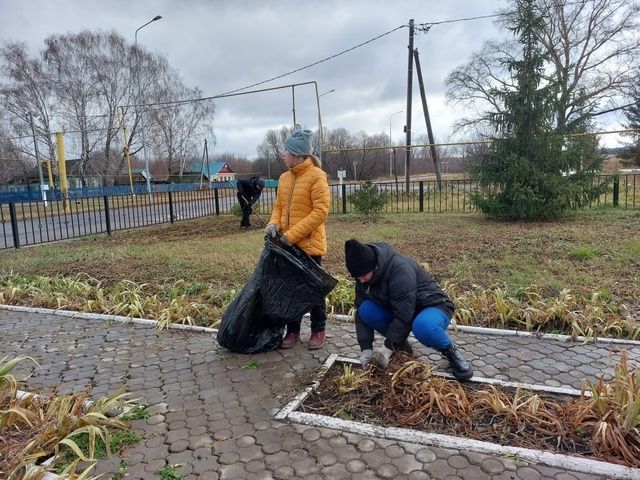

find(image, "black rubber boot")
[439,342,473,381]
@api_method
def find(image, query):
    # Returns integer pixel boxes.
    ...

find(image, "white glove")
[264,223,279,239]
[371,345,394,368]
[359,349,374,369]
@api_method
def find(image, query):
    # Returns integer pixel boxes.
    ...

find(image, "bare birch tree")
[256,127,291,179]
[0,42,57,168]
[146,58,214,177]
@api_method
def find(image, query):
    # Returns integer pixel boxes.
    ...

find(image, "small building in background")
[169,161,236,184]
[115,167,153,186]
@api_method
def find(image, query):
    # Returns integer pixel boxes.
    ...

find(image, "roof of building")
[182,161,235,178]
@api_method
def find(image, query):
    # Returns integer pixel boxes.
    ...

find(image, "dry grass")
[0,209,638,336]
[0,356,137,479]
[304,351,640,468]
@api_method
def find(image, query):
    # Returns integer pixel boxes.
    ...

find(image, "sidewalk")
[1,308,638,480]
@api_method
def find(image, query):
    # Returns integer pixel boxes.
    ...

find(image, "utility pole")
[204,139,211,188]
[28,112,47,204]
[413,49,442,190]
[198,139,207,189]
[404,19,415,194]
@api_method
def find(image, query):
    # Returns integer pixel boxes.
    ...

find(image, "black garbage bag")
[217,240,338,353]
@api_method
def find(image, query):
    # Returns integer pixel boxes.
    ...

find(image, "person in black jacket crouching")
[344,238,473,381]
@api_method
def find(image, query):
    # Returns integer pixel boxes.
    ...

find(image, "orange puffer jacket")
[269,158,330,256]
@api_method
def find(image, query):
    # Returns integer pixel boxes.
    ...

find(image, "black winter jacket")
[237,177,263,204]
[354,242,454,349]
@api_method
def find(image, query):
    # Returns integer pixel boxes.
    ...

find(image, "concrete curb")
[2,304,640,347]
[328,313,640,347]
[0,304,218,335]
[276,355,640,480]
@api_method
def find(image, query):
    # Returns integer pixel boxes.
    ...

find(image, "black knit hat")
[344,239,376,277]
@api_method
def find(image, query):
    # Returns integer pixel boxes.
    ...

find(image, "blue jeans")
[358,299,452,350]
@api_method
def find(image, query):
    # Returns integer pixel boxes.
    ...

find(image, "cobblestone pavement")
[2,309,639,480]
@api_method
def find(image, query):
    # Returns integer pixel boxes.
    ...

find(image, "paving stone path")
[1,308,638,480]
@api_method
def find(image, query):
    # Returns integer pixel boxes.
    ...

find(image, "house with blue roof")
[169,161,236,184]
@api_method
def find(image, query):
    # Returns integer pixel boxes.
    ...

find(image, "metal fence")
[1,174,637,250]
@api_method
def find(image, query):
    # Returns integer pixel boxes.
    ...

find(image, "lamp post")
[319,89,335,98]
[27,112,47,204]
[389,110,403,177]
[134,15,162,196]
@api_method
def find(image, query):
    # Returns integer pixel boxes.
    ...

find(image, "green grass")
[113,461,129,480]
[570,246,598,260]
[156,465,184,480]
[54,430,141,473]
[121,405,149,421]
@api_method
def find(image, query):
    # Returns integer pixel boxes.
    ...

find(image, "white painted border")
[327,313,640,346]
[2,304,639,348]
[276,355,640,480]
[0,304,218,334]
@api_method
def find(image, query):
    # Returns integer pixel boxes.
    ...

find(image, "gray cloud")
[14,0,602,159]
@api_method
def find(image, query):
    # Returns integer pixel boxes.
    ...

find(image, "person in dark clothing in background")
[237,176,265,227]
[344,238,473,381]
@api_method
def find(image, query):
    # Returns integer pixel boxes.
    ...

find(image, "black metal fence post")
[613,177,619,207]
[214,189,220,215]
[9,203,20,249]
[341,184,347,214]
[418,181,424,212]
[103,196,112,235]
[168,190,175,223]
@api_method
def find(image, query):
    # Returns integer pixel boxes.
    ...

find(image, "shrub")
[350,181,390,218]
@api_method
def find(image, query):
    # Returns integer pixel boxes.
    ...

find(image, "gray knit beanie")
[284,129,313,156]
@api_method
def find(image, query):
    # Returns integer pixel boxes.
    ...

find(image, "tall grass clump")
[0,356,139,478]
[445,282,639,340]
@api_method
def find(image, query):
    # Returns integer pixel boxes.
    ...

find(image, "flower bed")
[276,353,640,479]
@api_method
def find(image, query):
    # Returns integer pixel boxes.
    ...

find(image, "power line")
[416,0,590,31]
[219,25,407,96]
[116,25,408,114]
[417,12,502,30]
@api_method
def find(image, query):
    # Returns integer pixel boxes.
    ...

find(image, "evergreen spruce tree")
[471,0,605,220]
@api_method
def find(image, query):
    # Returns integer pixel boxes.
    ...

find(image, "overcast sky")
[0,0,625,159]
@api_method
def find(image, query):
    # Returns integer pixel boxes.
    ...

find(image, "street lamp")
[319,89,335,97]
[389,110,403,177]
[134,15,162,195]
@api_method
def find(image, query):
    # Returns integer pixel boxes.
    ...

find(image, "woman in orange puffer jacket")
[264,128,330,350]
